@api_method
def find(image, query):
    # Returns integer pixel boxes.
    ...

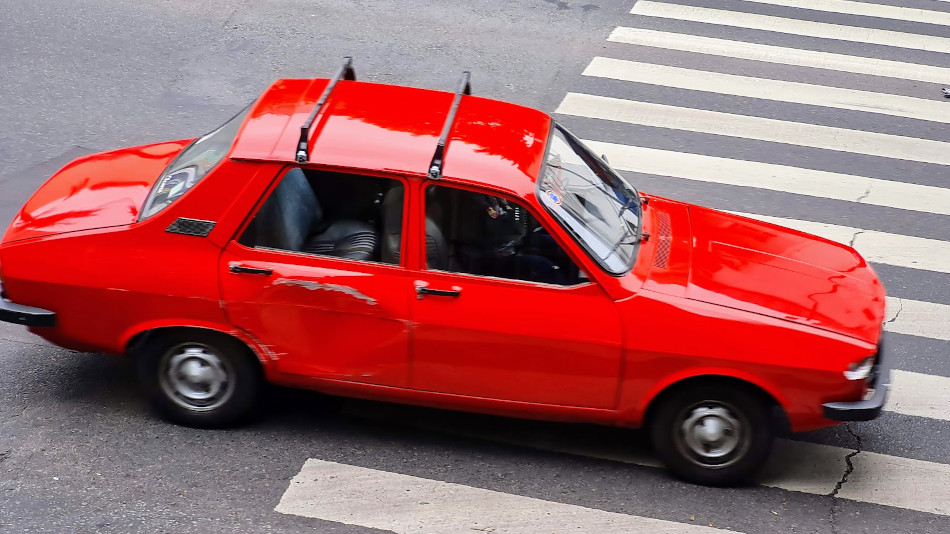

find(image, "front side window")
[539,125,641,274]
[140,104,252,220]
[239,167,404,265]
[424,184,585,286]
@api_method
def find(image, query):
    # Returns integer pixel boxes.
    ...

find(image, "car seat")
[252,168,378,261]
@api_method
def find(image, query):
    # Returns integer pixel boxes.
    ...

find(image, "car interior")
[239,167,583,285]
[239,167,400,264]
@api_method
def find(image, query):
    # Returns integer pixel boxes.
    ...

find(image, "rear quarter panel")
[0,159,274,356]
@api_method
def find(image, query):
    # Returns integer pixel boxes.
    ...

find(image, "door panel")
[220,244,412,387]
[410,272,623,408]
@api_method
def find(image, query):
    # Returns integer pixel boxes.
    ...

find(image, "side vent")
[166,218,216,237]
[652,211,672,269]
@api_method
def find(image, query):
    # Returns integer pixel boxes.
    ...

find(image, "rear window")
[139,104,251,220]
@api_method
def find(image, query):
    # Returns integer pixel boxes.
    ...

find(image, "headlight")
[844,356,875,381]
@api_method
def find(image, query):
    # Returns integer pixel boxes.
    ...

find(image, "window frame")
[420,180,592,288]
[230,164,412,269]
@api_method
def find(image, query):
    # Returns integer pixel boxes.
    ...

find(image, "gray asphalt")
[1,0,948,533]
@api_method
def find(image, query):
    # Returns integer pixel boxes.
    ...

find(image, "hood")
[2,140,192,243]
[684,206,885,343]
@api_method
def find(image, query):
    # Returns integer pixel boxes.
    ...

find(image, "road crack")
[855,185,872,203]
[886,298,903,324]
[829,424,863,534]
[848,229,865,248]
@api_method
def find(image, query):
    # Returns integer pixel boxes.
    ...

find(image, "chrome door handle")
[229,264,273,276]
[416,286,461,299]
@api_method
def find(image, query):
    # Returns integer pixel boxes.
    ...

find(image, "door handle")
[229,264,273,276]
[416,286,461,300]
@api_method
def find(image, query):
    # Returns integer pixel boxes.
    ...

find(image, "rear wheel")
[650,384,772,486]
[136,330,260,428]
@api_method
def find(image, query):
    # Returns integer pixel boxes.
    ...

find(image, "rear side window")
[140,104,252,220]
[239,168,405,265]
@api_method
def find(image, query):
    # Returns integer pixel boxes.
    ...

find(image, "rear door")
[219,166,414,387]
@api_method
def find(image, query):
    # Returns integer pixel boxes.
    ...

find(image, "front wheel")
[136,330,261,428]
[650,385,773,486]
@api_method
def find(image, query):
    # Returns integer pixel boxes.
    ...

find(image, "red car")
[0,59,888,485]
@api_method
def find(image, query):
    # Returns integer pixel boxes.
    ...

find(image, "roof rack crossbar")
[428,71,471,179]
[296,57,356,163]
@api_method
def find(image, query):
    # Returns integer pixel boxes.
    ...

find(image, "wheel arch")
[122,321,273,371]
[639,371,791,433]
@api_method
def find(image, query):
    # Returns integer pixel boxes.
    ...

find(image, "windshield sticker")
[545,190,562,205]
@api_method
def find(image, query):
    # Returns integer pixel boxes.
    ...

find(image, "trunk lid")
[2,140,191,243]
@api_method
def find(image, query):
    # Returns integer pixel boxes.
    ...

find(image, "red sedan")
[0,60,888,485]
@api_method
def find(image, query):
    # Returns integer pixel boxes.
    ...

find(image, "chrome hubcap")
[678,404,747,467]
[160,345,232,412]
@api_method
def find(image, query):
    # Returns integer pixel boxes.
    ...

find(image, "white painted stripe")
[727,211,950,275]
[558,93,950,166]
[740,0,950,27]
[583,57,950,123]
[580,139,950,216]
[884,297,950,342]
[889,370,950,421]
[631,1,950,52]
[350,412,950,516]
[276,459,737,533]
[535,436,950,516]
[608,28,950,84]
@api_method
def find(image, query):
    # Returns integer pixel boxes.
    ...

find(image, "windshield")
[538,124,641,274]
[139,104,252,220]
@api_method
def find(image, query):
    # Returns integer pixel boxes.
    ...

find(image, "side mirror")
[601,154,609,164]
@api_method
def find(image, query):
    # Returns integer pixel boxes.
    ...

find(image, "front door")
[219,166,412,387]
[410,183,624,408]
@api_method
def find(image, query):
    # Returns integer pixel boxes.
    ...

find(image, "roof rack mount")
[428,71,472,180]
[296,57,357,163]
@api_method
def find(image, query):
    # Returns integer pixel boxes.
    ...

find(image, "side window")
[425,184,585,286]
[239,167,404,265]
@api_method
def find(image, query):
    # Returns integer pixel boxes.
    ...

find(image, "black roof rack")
[428,71,471,179]
[295,57,356,163]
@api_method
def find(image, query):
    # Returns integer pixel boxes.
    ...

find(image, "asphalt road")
[1,0,948,533]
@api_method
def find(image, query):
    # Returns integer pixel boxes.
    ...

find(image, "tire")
[135,330,261,428]
[650,384,773,486]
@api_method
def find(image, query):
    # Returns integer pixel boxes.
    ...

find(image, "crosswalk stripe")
[631,1,950,53]
[727,211,950,275]
[583,57,950,123]
[342,409,950,517]
[608,28,950,84]
[883,297,950,342]
[738,0,950,27]
[558,93,950,166]
[889,370,950,421]
[579,140,950,216]
[276,459,738,533]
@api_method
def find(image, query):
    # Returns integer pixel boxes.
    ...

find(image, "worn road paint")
[631,1,950,52]
[276,459,741,533]
[582,139,950,216]
[583,57,950,123]
[608,28,950,84]
[558,93,950,166]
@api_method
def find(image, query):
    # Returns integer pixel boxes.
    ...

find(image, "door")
[410,183,624,408]
[219,166,413,387]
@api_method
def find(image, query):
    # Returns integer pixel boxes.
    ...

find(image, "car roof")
[230,78,553,195]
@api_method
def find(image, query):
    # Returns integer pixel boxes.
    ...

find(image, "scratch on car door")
[272,278,378,306]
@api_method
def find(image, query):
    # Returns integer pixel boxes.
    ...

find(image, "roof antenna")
[296,57,356,163]
[428,71,472,179]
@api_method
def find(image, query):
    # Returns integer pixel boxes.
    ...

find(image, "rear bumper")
[822,338,890,422]
[0,281,56,327]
